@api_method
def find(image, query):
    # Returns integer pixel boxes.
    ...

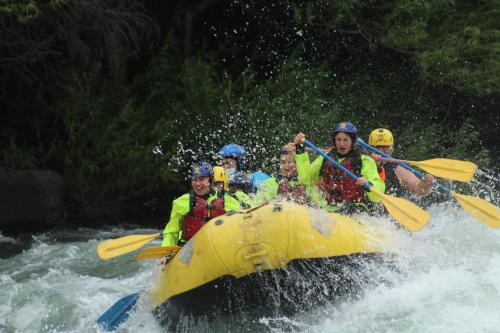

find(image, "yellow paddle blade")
[409,158,477,182]
[97,233,161,260]
[370,188,431,232]
[451,192,500,228]
[135,246,181,260]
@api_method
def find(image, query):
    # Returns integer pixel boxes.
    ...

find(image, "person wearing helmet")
[219,143,271,191]
[212,166,229,192]
[161,162,240,247]
[293,122,385,212]
[228,172,256,208]
[368,128,434,196]
[219,144,246,180]
[255,146,327,207]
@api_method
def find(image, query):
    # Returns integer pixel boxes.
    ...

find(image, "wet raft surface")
[154,253,396,331]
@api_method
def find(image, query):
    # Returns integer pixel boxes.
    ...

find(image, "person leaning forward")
[161,162,240,247]
[293,122,385,213]
[367,128,434,197]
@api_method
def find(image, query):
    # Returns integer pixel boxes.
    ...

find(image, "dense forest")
[1,0,499,224]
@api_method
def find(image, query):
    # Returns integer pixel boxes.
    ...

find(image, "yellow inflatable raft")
[149,202,391,324]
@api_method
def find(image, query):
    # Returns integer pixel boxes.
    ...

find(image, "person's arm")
[309,155,324,183]
[360,155,386,202]
[254,177,279,205]
[394,166,435,196]
[291,133,324,184]
[161,194,190,246]
[369,153,383,167]
[293,151,310,183]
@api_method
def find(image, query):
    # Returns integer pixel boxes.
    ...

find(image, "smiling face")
[279,153,297,178]
[334,132,353,155]
[191,176,211,196]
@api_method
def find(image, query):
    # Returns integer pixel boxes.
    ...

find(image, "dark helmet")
[277,146,289,157]
[229,172,251,192]
[332,122,358,143]
[190,162,213,180]
[219,144,246,167]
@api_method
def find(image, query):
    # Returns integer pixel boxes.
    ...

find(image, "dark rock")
[0,168,65,232]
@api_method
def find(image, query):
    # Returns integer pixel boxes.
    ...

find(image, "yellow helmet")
[368,128,394,146]
[213,166,229,190]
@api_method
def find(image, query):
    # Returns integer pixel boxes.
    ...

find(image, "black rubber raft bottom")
[153,253,397,332]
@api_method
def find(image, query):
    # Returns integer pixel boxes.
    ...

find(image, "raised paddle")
[374,156,476,182]
[97,233,161,260]
[97,292,140,331]
[357,138,500,228]
[302,138,431,232]
[136,245,181,260]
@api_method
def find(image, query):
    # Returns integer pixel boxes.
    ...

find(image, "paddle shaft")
[377,156,411,166]
[356,138,450,193]
[303,139,372,191]
[106,234,160,251]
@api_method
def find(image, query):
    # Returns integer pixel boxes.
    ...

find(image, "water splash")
[1,203,500,332]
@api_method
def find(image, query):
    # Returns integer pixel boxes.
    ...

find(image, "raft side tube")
[150,202,386,308]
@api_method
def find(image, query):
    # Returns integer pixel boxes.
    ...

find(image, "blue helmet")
[220,144,245,158]
[219,144,246,168]
[332,122,358,143]
[229,172,251,192]
[278,146,289,157]
[190,162,213,179]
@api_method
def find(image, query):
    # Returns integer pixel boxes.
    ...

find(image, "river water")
[1,203,500,333]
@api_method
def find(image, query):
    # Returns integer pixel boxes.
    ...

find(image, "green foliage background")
[1,0,498,224]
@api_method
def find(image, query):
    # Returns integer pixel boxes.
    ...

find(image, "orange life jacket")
[378,165,386,182]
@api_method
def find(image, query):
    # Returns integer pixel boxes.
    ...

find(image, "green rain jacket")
[162,191,240,246]
[295,151,385,203]
[254,176,327,208]
[231,190,256,209]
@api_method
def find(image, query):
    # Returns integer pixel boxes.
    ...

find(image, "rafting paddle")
[136,245,181,260]
[357,138,500,228]
[97,292,140,331]
[97,233,161,260]
[374,156,476,182]
[302,138,431,232]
